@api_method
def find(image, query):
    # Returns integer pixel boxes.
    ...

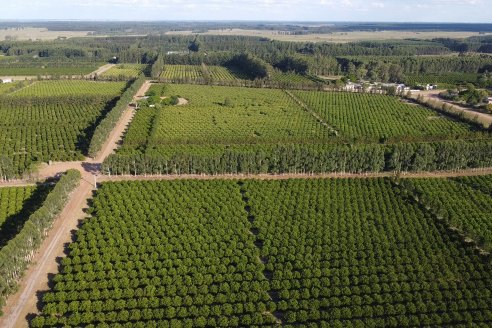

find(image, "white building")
[0,78,13,83]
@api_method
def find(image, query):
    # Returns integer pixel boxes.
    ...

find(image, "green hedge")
[0,169,80,315]
[88,74,146,158]
[102,140,492,176]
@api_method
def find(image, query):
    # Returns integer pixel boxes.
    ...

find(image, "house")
[0,78,13,83]
[487,97,492,104]
[344,82,363,92]
[425,84,438,91]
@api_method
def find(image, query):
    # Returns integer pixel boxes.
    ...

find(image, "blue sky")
[1,0,491,22]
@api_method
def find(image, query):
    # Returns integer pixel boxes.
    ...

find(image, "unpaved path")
[98,167,492,183]
[85,63,115,78]
[94,80,151,162]
[413,90,492,128]
[0,80,151,328]
[0,181,94,328]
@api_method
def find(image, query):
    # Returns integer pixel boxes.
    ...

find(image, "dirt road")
[85,63,115,78]
[414,90,492,128]
[98,167,492,183]
[1,77,492,327]
[0,181,94,328]
[0,80,151,328]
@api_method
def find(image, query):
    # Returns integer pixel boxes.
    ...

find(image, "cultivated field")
[100,64,147,79]
[160,65,241,82]
[0,28,93,41]
[121,84,332,147]
[31,177,492,326]
[292,90,479,142]
[408,176,492,249]
[166,29,491,43]
[0,80,127,174]
[9,80,127,97]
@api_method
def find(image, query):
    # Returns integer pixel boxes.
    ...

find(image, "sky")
[1,0,491,22]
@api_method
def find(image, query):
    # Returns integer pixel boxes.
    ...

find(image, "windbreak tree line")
[88,74,146,158]
[103,140,492,176]
[0,170,80,316]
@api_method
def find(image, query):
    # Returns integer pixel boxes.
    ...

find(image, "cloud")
[1,0,491,22]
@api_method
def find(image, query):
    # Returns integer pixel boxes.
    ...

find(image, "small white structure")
[0,78,13,83]
[487,97,492,104]
[425,84,438,91]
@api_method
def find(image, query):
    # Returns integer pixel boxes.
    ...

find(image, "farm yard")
[30,177,492,327]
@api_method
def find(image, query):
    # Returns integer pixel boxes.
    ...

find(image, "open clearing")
[166,29,491,42]
[0,28,93,41]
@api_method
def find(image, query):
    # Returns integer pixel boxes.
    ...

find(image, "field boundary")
[284,89,339,136]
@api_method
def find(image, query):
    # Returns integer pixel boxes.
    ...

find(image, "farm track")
[84,63,115,78]
[0,80,151,328]
[284,90,339,136]
[1,80,492,327]
[414,90,492,128]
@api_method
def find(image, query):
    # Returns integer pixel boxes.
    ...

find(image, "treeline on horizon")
[2,34,492,83]
[1,21,492,34]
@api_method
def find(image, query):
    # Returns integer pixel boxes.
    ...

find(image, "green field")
[31,178,492,327]
[100,64,147,79]
[292,90,478,142]
[408,176,492,249]
[9,80,127,97]
[0,185,51,248]
[160,65,241,82]
[122,84,332,149]
[0,80,127,174]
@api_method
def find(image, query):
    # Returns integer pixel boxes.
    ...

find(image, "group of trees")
[225,53,270,80]
[0,170,80,315]
[102,140,492,176]
[0,94,118,176]
[242,178,492,326]
[31,180,276,326]
[88,74,146,158]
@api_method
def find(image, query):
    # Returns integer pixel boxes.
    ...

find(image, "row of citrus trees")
[0,170,80,315]
[0,95,117,177]
[243,178,492,326]
[31,180,277,327]
[400,175,492,251]
[31,178,492,326]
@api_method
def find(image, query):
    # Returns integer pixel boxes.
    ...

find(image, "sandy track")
[85,63,115,78]
[99,167,492,183]
[0,80,151,328]
[1,77,492,327]
[414,90,492,128]
[0,181,94,328]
